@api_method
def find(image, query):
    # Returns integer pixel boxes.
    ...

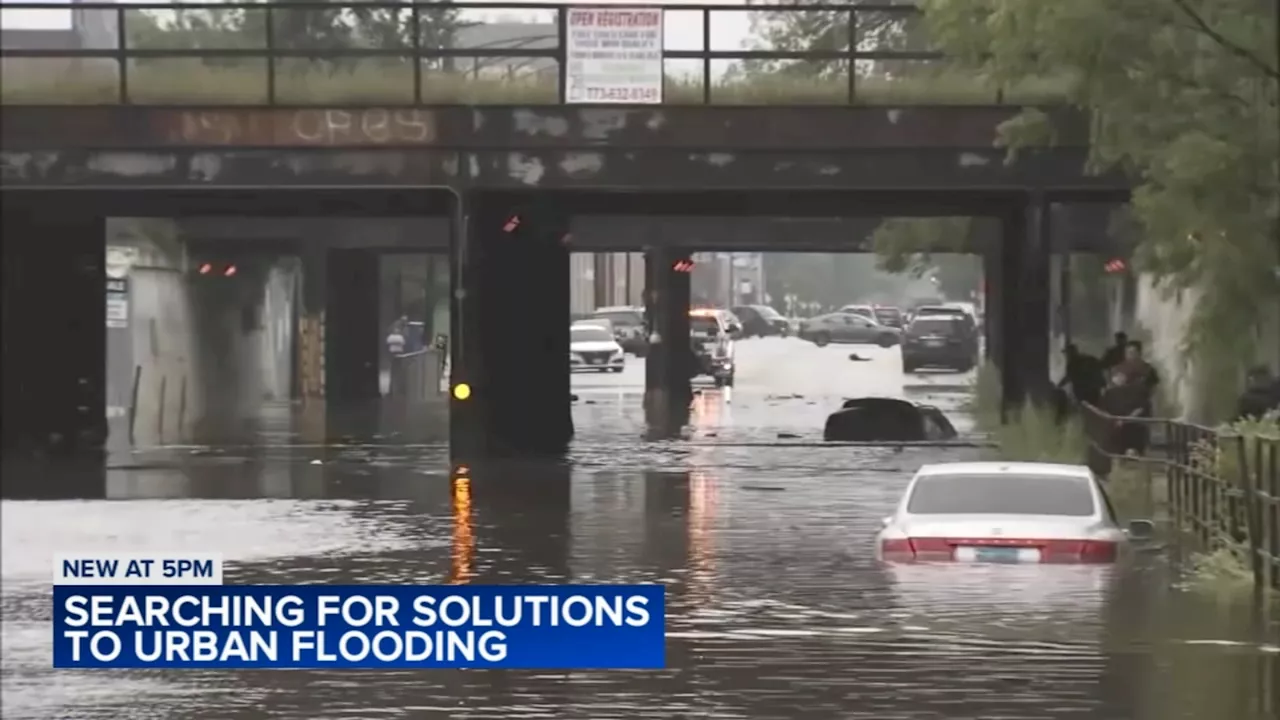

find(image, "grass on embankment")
[0,59,1073,105]
[965,362,1272,593]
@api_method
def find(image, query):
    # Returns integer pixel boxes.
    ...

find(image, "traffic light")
[672,259,694,273]
[1104,258,1127,274]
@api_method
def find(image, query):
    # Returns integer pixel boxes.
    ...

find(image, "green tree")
[742,0,928,81]
[921,0,1279,420]
[870,217,983,300]
[127,1,468,73]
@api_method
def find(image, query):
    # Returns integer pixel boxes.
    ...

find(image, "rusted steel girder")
[0,105,1090,152]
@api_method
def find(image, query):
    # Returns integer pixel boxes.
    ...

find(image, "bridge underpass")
[0,86,1130,466]
[0,185,1130,470]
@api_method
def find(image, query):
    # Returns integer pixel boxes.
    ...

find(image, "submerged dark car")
[901,315,979,372]
[824,398,957,442]
[731,304,790,337]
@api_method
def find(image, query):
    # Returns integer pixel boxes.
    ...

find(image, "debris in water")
[310,459,322,465]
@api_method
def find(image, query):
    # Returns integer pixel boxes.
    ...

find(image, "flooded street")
[3,338,1277,719]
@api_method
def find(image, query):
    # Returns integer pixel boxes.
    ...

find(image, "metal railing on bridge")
[0,1,1067,106]
[1080,403,1280,593]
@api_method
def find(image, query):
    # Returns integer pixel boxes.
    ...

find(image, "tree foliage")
[128,1,468,73]
[921,0,1279,419]
[870,217,981,300]
[741,0,928,80]
[744,1,1279,419]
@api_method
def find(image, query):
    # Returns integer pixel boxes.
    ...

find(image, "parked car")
[689,308,737,387]
[569,324,625,373]
[876,461,1154,564]
[591,306,648,356]
[871,305,905,329]
[797,312,901,348]
[914,304,979,333]
[901,315,979,372]
[731,304,791,337]
[838,304,877,321]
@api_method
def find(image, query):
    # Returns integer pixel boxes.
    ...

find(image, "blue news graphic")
[52,585,665,670]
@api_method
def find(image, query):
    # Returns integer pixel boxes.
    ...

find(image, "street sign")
[106,277,129,328]
[565,7,663,104]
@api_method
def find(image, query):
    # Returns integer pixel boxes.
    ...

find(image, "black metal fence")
[1081,403,1280,592]
[0,1,1060,106]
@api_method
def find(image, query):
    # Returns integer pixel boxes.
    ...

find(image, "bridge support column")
[1,211,106,460]
[452,193,572,458]
[324,248,382,428]
[644,248,692,435]
[982,250,1003,365]
[1000,195,1053,411]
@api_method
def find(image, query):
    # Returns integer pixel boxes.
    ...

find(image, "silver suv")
[591,306,648,356]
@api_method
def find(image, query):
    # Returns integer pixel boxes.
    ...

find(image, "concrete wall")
[257,262,298,402]
[1132,275,1198,418]
[104,220,203,451]
[104,220,297,451]
[569,252,646,314]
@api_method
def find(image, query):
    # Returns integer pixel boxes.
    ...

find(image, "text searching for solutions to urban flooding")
[61,593,653,663]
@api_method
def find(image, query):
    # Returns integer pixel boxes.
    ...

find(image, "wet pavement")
[3,337,1278,719]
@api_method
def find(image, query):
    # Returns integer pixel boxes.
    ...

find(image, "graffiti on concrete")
[171,109,436,146]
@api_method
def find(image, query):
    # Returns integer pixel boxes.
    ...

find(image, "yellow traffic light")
[452,383,472,400]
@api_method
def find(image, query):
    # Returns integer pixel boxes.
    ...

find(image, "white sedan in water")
[569,325,625,373]
[876,461,1154,564]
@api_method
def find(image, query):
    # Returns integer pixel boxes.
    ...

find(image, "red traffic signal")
[672,259,695,273]
[196,262,237,277]
[1104,258,1127,273]
[503,216,521,233]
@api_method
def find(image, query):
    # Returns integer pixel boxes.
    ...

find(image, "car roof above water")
[914,461,1093,480]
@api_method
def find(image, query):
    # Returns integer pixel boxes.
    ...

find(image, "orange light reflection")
[449,476,475,584]
[686,468,719,601]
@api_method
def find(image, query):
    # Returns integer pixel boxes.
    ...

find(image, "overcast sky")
[1,0,759,52]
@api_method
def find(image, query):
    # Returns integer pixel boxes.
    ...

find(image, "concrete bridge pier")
[1,211,106,461]
[998,195,1054,411]
[451,192,572,458]
[323,248,382,436]
[982,250,1003,364]
[643,248,693,436]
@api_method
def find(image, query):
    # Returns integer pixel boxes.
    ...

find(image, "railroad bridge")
[0,2,1130,462]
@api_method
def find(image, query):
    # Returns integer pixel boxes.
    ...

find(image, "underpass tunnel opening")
[102,221,303,453]
[563,201,1125,440]
[98,216,453,457]
[1,189,456,494]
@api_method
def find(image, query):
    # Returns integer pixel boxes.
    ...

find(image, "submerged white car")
[569,325,625,373]
[875,462,1154,564]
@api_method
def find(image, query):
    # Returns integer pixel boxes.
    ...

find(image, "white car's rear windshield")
[907,474,1096,516]
[571,328,613,342]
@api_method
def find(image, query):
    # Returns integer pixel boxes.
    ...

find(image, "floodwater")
[3,338,1277,719]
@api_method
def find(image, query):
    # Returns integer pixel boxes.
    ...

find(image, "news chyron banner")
[52,553,665,669]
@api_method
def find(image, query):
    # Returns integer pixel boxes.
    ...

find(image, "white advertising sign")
[106,297,128,328]
[565,7,663,104]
